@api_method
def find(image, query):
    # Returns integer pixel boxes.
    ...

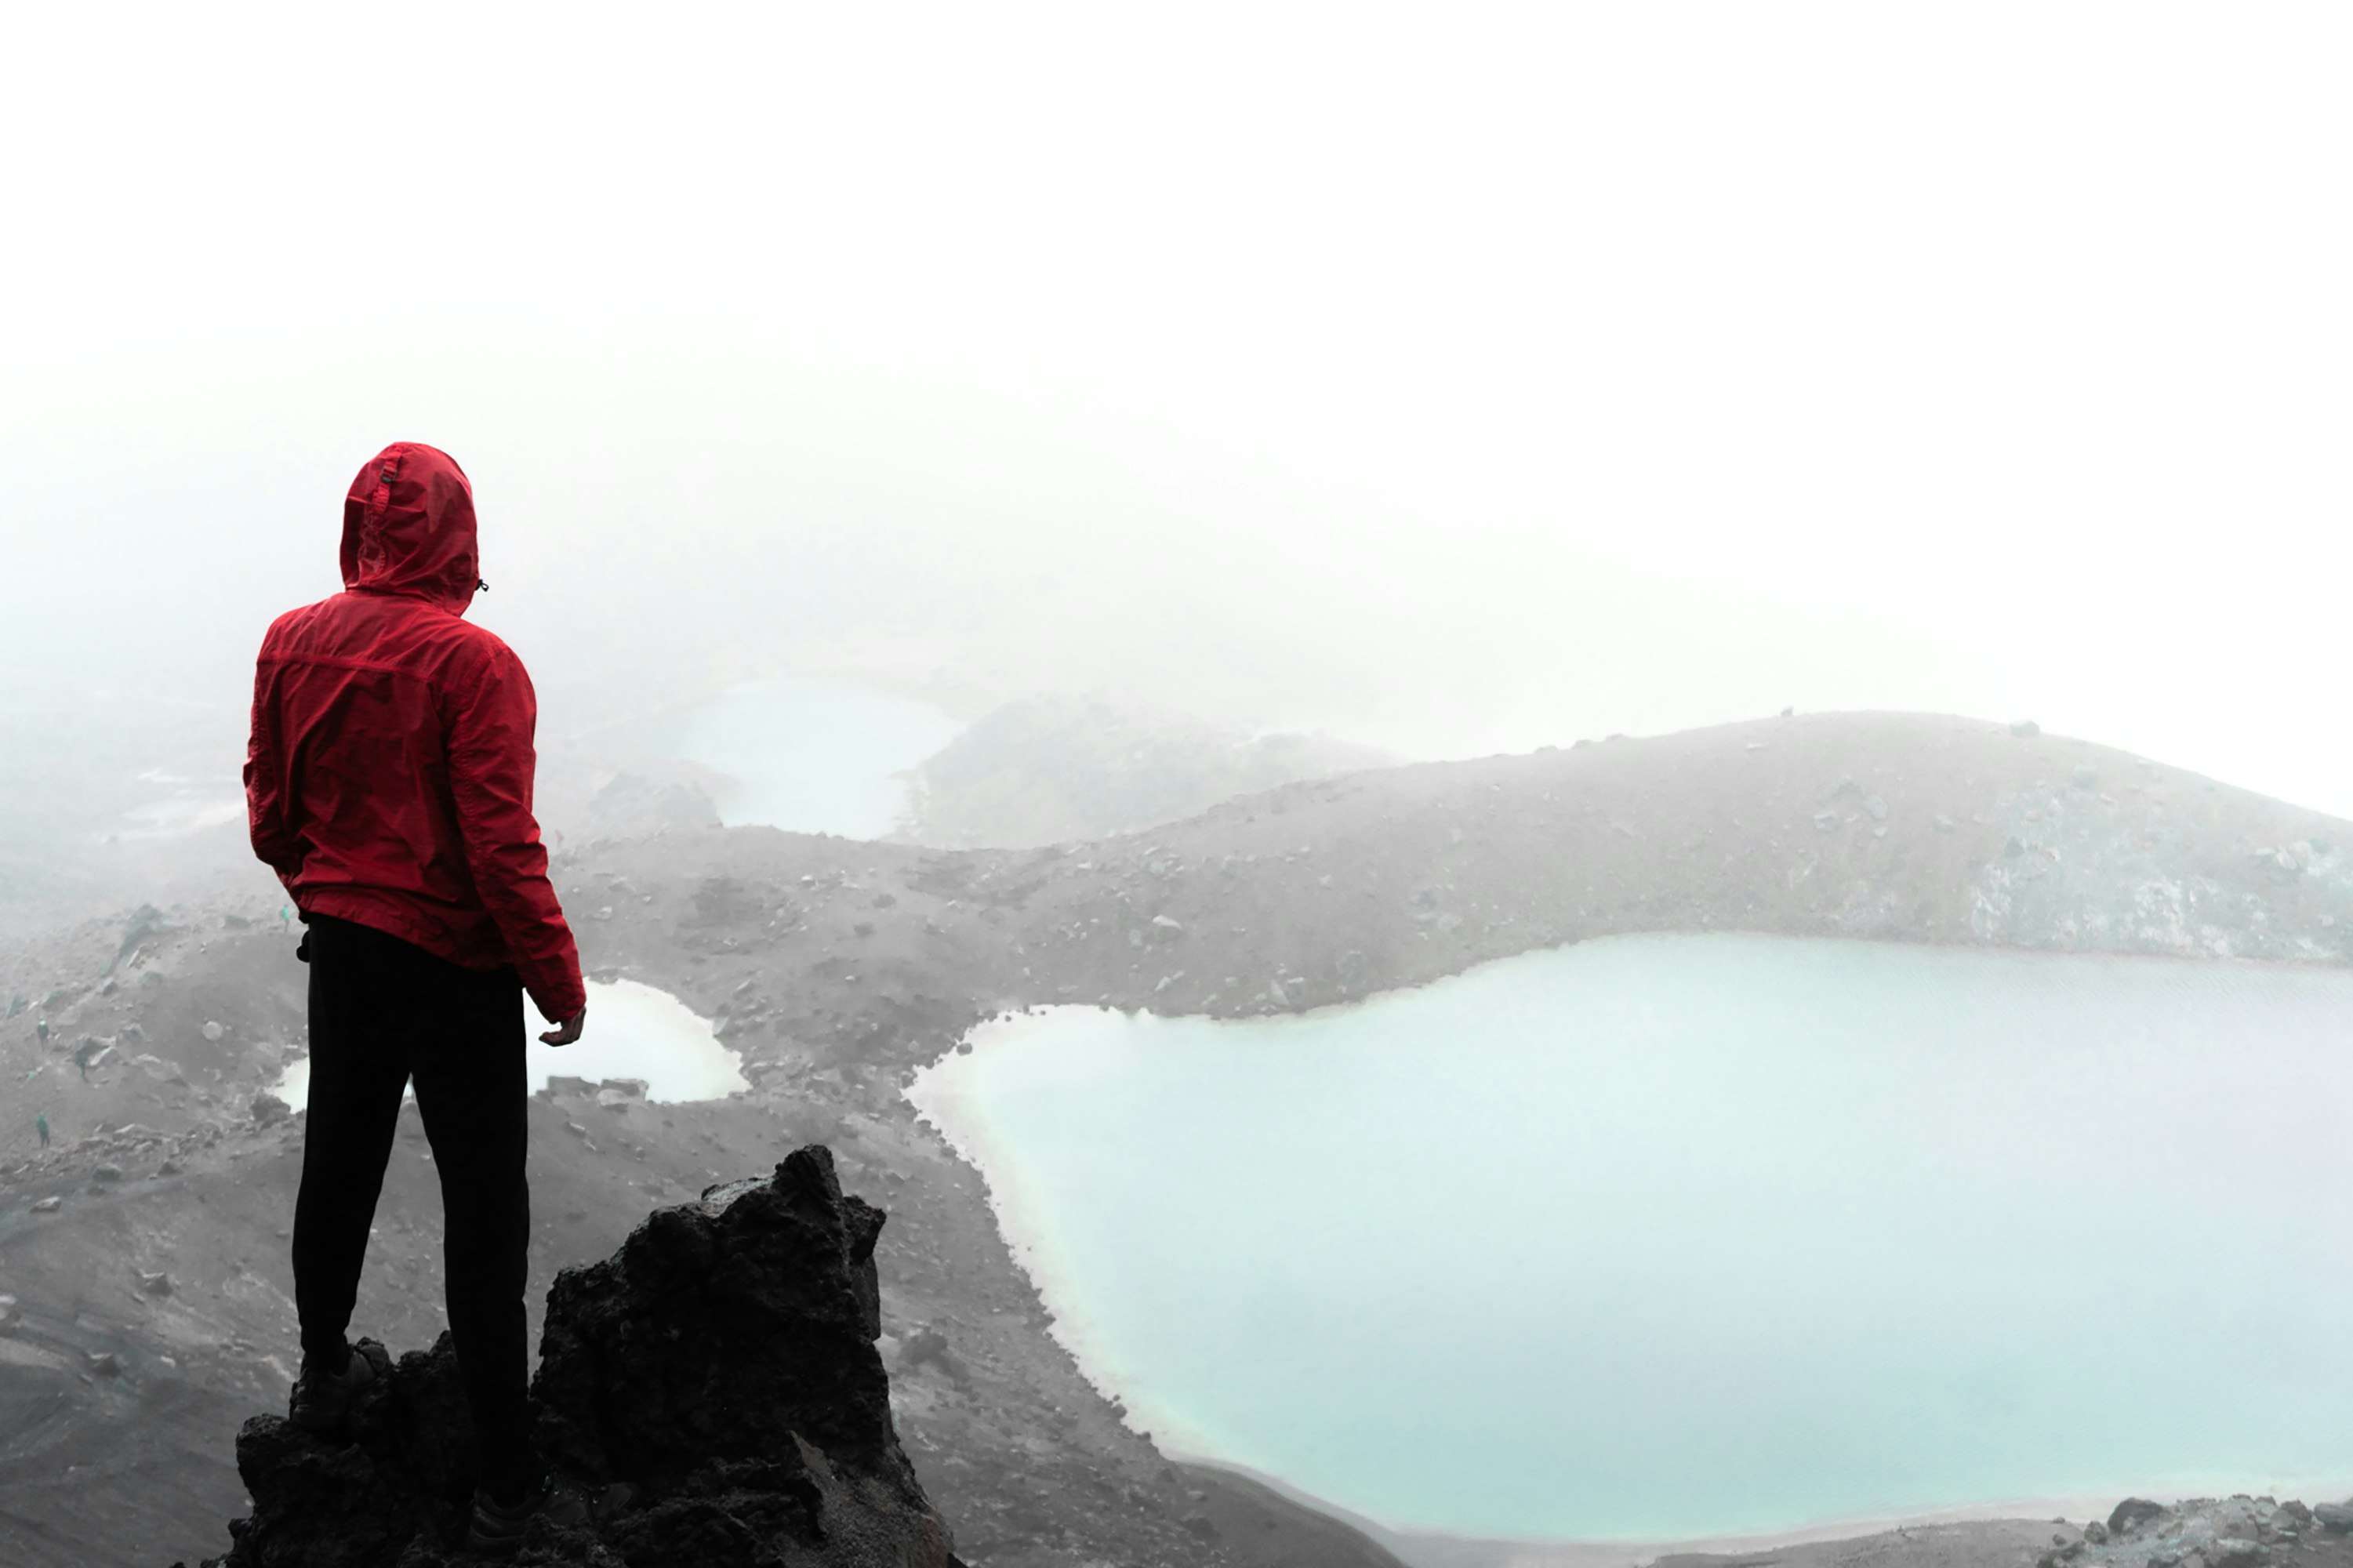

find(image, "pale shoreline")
[1183,1455,2351,1568]
[902,1009,1164,1425]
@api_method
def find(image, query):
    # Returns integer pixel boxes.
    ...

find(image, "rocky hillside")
[4,712,2349,1567]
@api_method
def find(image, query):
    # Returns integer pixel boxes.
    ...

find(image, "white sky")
[4,5,2351,813]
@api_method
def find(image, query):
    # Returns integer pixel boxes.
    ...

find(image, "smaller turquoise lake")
[908,934,2353,1542]
[272,978,748,1107]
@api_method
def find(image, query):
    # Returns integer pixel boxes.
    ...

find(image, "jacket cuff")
[528,974,588,1025]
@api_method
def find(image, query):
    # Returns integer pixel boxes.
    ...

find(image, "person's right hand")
[541,1007,586,1046]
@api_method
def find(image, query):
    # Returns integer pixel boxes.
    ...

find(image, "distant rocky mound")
[899,695,1391,849]
[174,1146,960,1568]
[579,771,723,840]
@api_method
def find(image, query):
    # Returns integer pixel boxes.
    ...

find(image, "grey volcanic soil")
[1,713,2348,1567]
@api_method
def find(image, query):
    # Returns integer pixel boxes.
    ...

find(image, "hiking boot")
[463,1473,586,1557]
[289,1344,376,1436]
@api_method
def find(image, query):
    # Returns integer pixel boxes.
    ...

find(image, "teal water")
[662,676,961,837]
[908,934,2353,1541]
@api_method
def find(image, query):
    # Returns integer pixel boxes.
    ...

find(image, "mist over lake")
[659,677,964,838]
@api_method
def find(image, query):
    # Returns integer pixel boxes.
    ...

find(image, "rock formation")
[2037,1492,2353,1568]
[172,1145,960,1567]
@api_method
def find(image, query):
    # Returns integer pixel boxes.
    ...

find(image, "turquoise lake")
[907,933,2353,1542]
[660,676,961,837]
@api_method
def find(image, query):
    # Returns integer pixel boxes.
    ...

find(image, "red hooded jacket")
[245,443,586,1024]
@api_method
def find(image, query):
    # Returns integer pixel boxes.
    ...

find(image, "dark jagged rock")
[172,1145,960,1567]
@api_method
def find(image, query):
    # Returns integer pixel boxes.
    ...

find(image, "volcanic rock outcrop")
[172,1145,960,1567]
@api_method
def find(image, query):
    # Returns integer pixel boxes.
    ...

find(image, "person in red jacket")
[245,441,586,1552]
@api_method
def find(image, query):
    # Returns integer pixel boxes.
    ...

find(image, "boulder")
[2109,1498,2167,1535]
[172,1145,960,1567]
[584,773,721,837]
[896,1327,971,1387]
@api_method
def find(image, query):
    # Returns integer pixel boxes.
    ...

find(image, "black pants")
[292,913,537,1496]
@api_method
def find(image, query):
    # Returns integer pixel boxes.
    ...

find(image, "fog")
[5,6,2351,852]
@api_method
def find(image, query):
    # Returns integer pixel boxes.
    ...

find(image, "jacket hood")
[341,443,480,614]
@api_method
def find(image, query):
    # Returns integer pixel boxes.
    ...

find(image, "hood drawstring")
[477,579,491,593]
